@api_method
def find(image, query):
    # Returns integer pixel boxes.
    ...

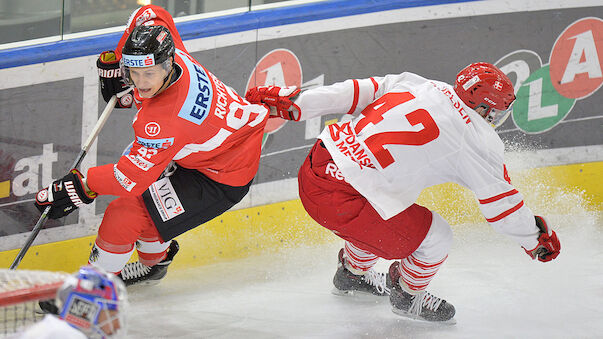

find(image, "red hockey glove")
[523,216,560,262]
[97,51,133,108]
[245,86,301,121]
[34,169,97,219]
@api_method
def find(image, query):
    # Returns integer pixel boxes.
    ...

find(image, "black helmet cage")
[120,25,175,86]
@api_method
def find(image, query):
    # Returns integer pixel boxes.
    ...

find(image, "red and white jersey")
[295,72,540,249]
[87,5,268,195]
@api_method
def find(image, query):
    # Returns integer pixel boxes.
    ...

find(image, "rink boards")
[0,160,599,272]
[0,0,601,271]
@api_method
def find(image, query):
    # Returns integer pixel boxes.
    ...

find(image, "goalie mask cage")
[0,269,70,336]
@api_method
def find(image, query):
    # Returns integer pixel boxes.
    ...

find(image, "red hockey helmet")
[454,62,516,127]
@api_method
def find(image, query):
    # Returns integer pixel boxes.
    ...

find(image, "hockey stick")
[10,89,131,269]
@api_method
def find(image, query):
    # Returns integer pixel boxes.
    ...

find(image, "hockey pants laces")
[408,290,443,315]
[120,262,151,280]
[362,269,390,294]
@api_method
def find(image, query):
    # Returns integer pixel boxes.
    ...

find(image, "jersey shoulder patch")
[175,50,213,125]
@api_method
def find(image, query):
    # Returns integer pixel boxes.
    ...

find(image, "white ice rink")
[126,211,602,338]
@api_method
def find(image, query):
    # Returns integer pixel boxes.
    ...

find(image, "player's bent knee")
[414,211,453,261]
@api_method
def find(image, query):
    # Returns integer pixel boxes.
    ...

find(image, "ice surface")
[126,212,602,338]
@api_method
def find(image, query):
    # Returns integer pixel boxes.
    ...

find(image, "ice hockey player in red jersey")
[245,62,561,322]
[34,5,269,286]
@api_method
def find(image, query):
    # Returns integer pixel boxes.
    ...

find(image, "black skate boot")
[118,240,179,286]
[37,299,59,315]
[332,248,391,297]
[388,261,455,323]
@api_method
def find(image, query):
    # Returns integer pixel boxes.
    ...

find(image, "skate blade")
[331,287,389,299]
[126,280,162,288]
[34,308,50,316]
[391,307,457,325]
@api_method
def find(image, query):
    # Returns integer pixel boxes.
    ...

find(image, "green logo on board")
[512,65,575,134]
[496,17,602,134]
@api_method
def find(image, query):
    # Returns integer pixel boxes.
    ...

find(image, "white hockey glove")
[523,216,560,262]
[245,86,301,121]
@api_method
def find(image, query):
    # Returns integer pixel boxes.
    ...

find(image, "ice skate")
[388,261,455,323]
[37,299,59,315]
[118,240,179,286]
[332,248,391,297]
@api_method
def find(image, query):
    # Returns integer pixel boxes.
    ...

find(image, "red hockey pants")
[298,141,433,260]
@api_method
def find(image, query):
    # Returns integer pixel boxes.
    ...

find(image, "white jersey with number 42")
[295,72,540,249]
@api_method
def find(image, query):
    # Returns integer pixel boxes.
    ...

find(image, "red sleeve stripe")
[345,79,360,115]
[485,201,524,222]
[479,189,519,204]
[370,77,379,98]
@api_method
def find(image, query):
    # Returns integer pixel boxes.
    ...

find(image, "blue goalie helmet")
[56,265,128,338]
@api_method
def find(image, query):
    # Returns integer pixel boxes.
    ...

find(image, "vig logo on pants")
[149,177,185,222]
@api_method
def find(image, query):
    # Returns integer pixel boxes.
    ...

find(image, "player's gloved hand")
[523,216,560,262]
[245,86,301,121]
[97,50,133,108]
[34,169,97,219]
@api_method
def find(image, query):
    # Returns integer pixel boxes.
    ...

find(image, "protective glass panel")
[0,0,62,44]
[0,0,315,48]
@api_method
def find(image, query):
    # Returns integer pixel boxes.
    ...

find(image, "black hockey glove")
[34,169,97,219]
[97,50,133,108]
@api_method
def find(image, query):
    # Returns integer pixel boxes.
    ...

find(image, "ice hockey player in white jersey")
[16,265,127,338]
[245,62,561,322]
